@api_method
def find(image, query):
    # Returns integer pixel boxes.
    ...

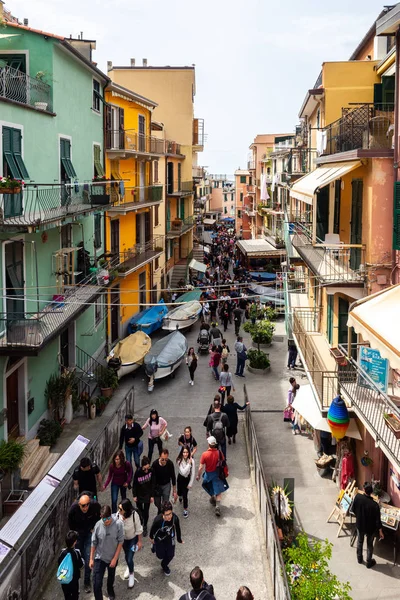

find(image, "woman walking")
[221,339,230,366]
[115,498,143,589]
[186,347,198,386]
[176,445,195,518]
[178,426,198,456]
[103,450,133,513]
[223,395,249,444]
[142,409,168,462]
[132,456,155,538]
[150,500,183,576]
[209,345,221,381]
[218,363,235,405]
[219,302,230,332]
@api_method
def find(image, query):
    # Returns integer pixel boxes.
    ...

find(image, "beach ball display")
[327,395,349,439]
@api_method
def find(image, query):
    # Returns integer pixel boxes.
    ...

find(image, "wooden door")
[111,220,120,255]
[316,185,329,241]
[350,179,363,270]
[7,370,19,439]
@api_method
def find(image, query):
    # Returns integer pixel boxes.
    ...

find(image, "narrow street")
[41,321,271,600]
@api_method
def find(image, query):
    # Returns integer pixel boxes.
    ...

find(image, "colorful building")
[234,169,251,239]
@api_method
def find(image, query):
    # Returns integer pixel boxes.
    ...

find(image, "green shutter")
[3,127,20,179]
[393,182,400,250]
[374,83,383,109]
[60,138,77,179]
[12,129,29,179]
[93,145,104,177]
[382,76,395,107]
[94,213,102,248]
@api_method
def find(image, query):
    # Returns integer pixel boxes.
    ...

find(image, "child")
[57,530,84,600]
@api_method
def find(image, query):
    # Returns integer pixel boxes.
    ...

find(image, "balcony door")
[316,185,329,241]
[338,297,357,358]
[138,115,145,152]
[139,162,145,201]
[5,241,24,320]
[111,219,120,255]
[350,179,363,270]
[167,162,174,194]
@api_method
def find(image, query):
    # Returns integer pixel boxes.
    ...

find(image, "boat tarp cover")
[167,300,202,319]
[144,331,187,374]
[112,331,151,365]
[174,289,203,303]
[128,299,168,334]
[250,271,277,281]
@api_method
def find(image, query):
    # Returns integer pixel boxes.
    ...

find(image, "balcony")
[193,118,204,150]
[192,166,205,179]
[291,223,366,284]
[105,130,165,157]
[321,103,394,158]
[0,272,108,355]
[166,140,183,156]
[108,185,163,213]
[0,64,53,113]
[166,215,197,237]
[112,236,164,277]
[246,184,256,194]
[264,224,285,249]
[247,159,256,170]
[167,180,193,196]
[0,183,114,231]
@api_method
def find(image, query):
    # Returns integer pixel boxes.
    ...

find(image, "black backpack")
[211,413,225,442]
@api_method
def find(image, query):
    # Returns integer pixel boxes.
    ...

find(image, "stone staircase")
[192,243,204,262]
[170,263,188,288]
[19,438,60,489]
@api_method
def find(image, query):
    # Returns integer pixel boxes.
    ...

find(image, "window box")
[383,413,400,439]
[0,187,21,194]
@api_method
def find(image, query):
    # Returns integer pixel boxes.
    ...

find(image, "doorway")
[111,286,120,343]
[338,297,357,358]
[316,185,329,241]
[6,369,19,439]
[327,295,334,345]
[167,162,174,194]
[350,179,363,270]
[60,323,76,369]
[139,162,145,201]
[111,220,120,255]
[6,358,25,439]
[5,240,24,320]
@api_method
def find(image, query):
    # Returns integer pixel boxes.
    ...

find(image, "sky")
[7,0,389,174]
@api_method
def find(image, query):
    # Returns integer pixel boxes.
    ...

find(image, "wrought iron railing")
[247,159,256,170]
[0,182,114,230]
[0,64,53,112]
[192,166,204,179]
[112,185,163,207]
[166,180,193,195]
[193,117,204,147]
[291,222,366,283]
[166,140,182,155]
[112,235,164,275]
[124,130,165,154]
[166,215,197,234]
[323,103,394,155]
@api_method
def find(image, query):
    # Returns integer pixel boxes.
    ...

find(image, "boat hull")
[161,314,200,331]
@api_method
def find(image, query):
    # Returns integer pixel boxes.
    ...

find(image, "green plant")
[0,175,24,189]
[247,349,270,369]
[96,365,119,390]
[37,419,63,446]
[0,439,26,471]
[44,370,79,416]
[283,532,352,600]
[243,320,275,345]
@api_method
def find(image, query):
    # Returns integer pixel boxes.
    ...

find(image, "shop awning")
[189,258,207,273]
[290,161,362,205]
[236,238,283,257]
[203,218,216,225]
[292,385,362,439]
[347,283,400,370]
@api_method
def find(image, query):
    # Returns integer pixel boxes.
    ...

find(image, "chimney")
[142,58,147,67]
[23,18,29,26]
[107,61,113,71]
[130,58,135,67]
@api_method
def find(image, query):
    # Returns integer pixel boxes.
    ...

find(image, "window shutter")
[60,139,77,179]
[94,213,102,248]
[119,108,125,149]
[393,182,400,250]
[374,83,383,110]
[12,129,29,179]
[93,145,104,177]
[105,106,112,148]
[3,126,20,179]
[382,76,395,107]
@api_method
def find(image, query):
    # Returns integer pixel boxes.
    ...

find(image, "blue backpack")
[57,551,73,585]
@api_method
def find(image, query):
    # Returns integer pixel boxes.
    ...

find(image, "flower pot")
[89,403,97,420]
[0,187,21,194]
[247,365,271,375]
[383,413,400,439]
[100,387,113,398]
[34,101,48,111]
[3,490,28,515]
[252,341,272,349]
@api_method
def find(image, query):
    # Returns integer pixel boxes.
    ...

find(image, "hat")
[207,436,218,446]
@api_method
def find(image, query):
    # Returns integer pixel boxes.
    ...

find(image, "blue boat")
[250,271,277,282]
[127,299,168,335]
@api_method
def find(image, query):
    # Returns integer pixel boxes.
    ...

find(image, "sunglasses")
[79,503,90,508]
[102,516,112,522]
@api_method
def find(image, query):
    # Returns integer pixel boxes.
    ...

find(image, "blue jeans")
[111,483,126,513]
[125,442,143,468]
[236,358,245,376]
[220,440,227,459]
[155,540,175,572]
[76,531,92,585]
[212,366,219,380]
[123,535,138,574]
[93,559,116,600]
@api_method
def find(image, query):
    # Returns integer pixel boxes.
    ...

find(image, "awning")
[203,218,216,225]
[347,283,400,370]
[292,385,362,439]
[290,161,362,205]
[189,258,207,273]
[236,238,283,257]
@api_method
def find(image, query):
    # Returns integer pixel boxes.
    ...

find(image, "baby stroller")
[197,329,210,354]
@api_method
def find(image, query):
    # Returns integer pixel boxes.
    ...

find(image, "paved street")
[41,319,271,600]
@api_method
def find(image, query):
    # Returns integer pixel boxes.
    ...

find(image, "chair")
[324,233,341,245]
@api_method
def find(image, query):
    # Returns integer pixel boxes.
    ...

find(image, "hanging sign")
[359,347,389,393]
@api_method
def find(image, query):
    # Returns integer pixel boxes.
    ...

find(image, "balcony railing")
[166,215,196,235]
[0,182,114,230]
[247,159,256,170]
[246,184,256,194]
[112,235,164,277]
[166,140,182,155]
[0,64,53,112]
[166,180,193,195]
[291,222,366,284]
[124,130,165,154]
[323,103,395,156]
[109,185,163,212]
[192,166,205,179]
[193,118,204,148]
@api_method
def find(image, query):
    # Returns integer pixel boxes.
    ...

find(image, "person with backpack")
[178,426,198,456]
[176,445,195,518]
[220,339,230,366]
[196,435,229,517]
[222,395,249,445]
[209,345,221,381]
[178,566,216,600]
[205,398,230,459]
[132,455,155,538]
[103,450,133,514]
[115,498,143,589]
[68,494,101,594]
[57,530,84,600]
[149,500,183,576]
[90,505,124,600]
[72,457,102,499]
[218,364,235,406]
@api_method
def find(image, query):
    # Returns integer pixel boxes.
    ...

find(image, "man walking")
[119,413,143,469]
[150,500,183,576]
[206,399,230,459]
[234,336,247,377]
[72,457,102,499]
[233,305,242,337]
[152,448,178,513]
[196,436,229,517]
[90,505,124,600]
[179,566,216,600]
[68,493,101,594]
[209,322,223,348]
[352,482,384,568]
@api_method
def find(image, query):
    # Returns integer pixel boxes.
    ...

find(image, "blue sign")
[359,347,389,393]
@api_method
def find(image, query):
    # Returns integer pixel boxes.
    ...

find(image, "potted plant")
[95,366,118,398]
[0,176,23,194]
[0,439,25,473]
[247,349,271,375]
[37,419,63,446]
[383,412,400,439]
[95,395,109,416]
[243,320,275,349]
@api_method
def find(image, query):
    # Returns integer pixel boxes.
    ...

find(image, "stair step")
[29,453,60,489]
[21,444,51,481]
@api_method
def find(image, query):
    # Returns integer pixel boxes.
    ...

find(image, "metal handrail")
[0,64,52,112]
[166,180,193,195]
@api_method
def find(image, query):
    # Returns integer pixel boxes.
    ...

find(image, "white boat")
[107,331,151,379]
[144,330,188,392]
[161,300,202,331]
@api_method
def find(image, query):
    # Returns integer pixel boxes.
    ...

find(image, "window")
[94,213,102,248]
[154,204,159,226]
[177,163,182,190]
[154,160,159,183]
[139,271,146,311]
[93,79,101,112]
[2,127,29,180]
[224,206,227,214]
[93,144,104,177]
[94,296,104,326]
[238,210,242,218]
[154,257,159,270]
[240,175,246,184]
[60,138,77,181]
[240,192,243,203]
[138,115,146,152]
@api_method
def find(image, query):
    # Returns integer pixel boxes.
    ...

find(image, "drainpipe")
[392,26,400,284]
